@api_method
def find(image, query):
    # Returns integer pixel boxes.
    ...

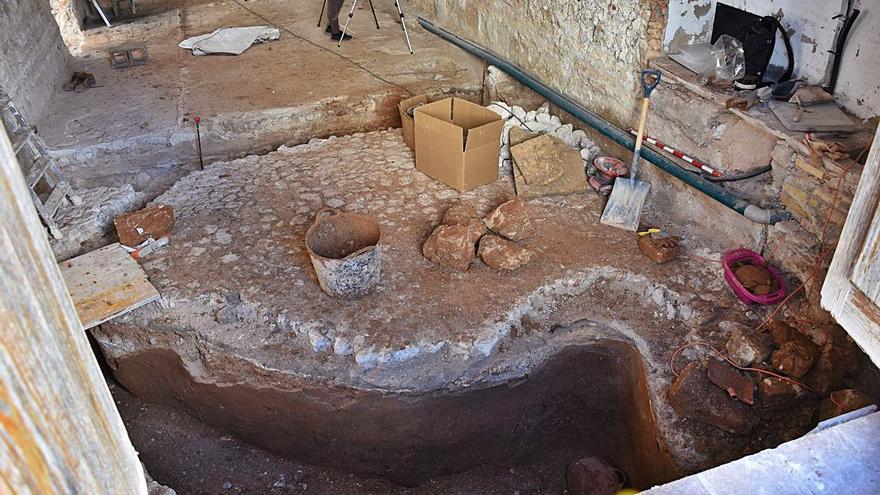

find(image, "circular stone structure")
[95,130,767,486]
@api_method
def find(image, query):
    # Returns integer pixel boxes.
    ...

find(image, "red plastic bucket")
[722,248,785,305]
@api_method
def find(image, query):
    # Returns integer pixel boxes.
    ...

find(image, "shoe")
[330,31,352,41]
[325,24,332,34]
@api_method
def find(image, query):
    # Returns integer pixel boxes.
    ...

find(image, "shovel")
[600,69,661,231]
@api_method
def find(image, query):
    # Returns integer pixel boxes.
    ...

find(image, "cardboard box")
[414,97,503,192]
[398,94,428,151]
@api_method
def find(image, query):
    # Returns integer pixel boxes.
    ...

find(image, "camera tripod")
[319,0,413,54]
[317,0,379,30]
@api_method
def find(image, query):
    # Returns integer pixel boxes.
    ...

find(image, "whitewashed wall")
[663,0,878,119]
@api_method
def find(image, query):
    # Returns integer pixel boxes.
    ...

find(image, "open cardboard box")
[398,94,429,151]
[414,97,503,192]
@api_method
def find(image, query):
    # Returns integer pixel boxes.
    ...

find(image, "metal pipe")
[417,17,790,225]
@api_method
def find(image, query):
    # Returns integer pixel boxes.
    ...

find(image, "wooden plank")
[822,124,880,368]
[852,201,880,305]
[0,122,147,494]
[59,243,160,330]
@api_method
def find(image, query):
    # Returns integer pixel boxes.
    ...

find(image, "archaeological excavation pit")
[3,0,880,493]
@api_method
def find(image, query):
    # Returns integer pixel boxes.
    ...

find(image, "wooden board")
[1,118,147,493]
[59,242,160,329]
[822,124,880,369]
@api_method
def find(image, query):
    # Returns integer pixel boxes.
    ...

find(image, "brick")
[114,205,175,247]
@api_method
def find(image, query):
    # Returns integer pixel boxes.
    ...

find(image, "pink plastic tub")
[722,248,786,305]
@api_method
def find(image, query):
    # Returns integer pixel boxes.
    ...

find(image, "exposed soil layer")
[113,342,678,487]
[113,378,595,494]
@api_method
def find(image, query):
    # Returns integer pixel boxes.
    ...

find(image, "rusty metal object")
[305,208,381,298]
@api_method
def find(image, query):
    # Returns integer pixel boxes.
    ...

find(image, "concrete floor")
[44,0,483,195]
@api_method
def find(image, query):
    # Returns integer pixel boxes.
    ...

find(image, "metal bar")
[416,17,788,224]
[91,0,112,27]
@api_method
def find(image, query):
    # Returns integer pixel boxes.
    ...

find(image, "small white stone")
[536,113,551,124]
[549,116,562,126]
[580,148,594,161]
[525,110,537,122]
[537,102,550,114]
[512,106,527,121]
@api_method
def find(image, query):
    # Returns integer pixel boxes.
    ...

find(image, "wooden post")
[0,125,146,491]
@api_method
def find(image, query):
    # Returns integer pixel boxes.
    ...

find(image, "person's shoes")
[325,24,332,34]
[330,31,353,41]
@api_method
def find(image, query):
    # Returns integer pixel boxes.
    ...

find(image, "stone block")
[819,389,875,421]
[759,377,807,411]
[771,341,816,379]
[667,362,756,435]
[725,327,772,367]
[484,197,533,241]
[422,224,480,272]
[478,234,532,271]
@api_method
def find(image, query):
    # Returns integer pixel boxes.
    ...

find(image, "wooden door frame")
[822,125,880,367]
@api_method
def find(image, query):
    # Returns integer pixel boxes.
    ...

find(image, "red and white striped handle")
[630,130,723,177]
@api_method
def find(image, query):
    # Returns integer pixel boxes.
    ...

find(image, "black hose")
[704,164,772,182]
[825,9,860,95]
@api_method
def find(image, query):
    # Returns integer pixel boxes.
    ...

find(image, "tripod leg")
[367,0,380,29]
[317,0,326,27]
[395,0,414,54]
[338,0,358,48]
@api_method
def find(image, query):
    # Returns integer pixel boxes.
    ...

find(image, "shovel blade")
[600,179,650,231]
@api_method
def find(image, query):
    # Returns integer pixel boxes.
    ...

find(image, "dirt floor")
[112,378,588,494]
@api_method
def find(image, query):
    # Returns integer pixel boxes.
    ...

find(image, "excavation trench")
[107,340,679,487]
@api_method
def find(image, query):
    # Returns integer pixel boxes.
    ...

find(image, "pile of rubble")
[423,197,533,271]
[669,319,873,435]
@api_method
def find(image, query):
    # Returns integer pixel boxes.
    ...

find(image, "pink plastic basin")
[722,248,786,305]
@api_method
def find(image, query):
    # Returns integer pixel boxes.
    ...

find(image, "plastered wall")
[0,0,70,125]
[408,0,669,128]
[663,0,878,119]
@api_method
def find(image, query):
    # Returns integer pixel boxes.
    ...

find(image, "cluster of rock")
[668,319,873,435]
[423,198,534,272]
[486,101,601,173]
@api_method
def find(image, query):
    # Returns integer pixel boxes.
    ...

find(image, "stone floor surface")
[43,0,482,193]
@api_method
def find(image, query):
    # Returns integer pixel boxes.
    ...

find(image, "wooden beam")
[0,120,146,491]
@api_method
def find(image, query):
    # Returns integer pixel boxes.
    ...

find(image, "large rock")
[707,359,754,405]
[422,224,480,271]
[442,202,486,240]
[667,362,757,435]
[759,377,807,411]
[478,234,533,270]
[807,343,860,395]
[565,457,623,495]
[484,197,533,241]
[771,341,816,379]
[725,326,772,367]
[819,389,875,421]
[768,320,817,351]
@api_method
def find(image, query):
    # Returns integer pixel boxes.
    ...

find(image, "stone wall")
[408,0,667,128]
[0,0,70,126]
[49,0,87,54]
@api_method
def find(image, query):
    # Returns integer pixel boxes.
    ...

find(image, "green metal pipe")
[417,17,790,224]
